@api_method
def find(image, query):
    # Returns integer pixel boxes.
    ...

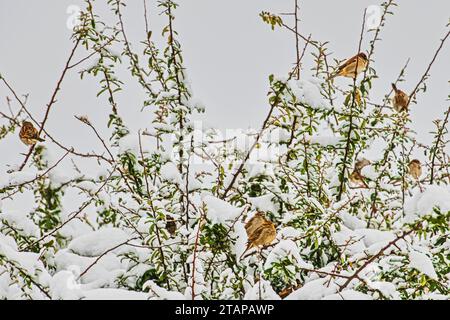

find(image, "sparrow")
[391,83,409,112]
[240,216,276,259]
[244,212,266,237]
[349,158,370,188]
[19,121,45,146]
[330,52,368,79]
[349,170,368,188]
[165,216,177,236]
[355,158,371,172]
[408,159,422,180]
[245,221,277,250]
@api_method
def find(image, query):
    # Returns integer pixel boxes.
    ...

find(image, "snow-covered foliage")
[0,0,449,300]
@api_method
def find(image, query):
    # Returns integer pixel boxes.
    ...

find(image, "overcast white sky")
[1,0,449,176]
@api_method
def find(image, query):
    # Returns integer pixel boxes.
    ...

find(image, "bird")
[349,170,368,188]
[165,216,177,236]
[244,212,266,237]
[391,83,409,112]
[329,52,368,79]
[408,159,422,180]
[240,215,276,259]
[245,221,277,251]
[355,158,371,172]
[19,121,44,146]
[349,158,370,188]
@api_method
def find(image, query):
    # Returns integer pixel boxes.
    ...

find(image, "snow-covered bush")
[0,0,449,300]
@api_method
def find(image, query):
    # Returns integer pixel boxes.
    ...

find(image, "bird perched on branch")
[329,52,368,79]
[408,159,422,180]
[244,212,266,236]
[165,216,177,236]
[391,83,409,113]
[355,158,371,172]
[19,121,44,146]
[349,158,370,188]
[349,170,368,188]
[240,213,276,259]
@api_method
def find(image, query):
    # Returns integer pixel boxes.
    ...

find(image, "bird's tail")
[37,137,45,142]
[391,83,398,92]
[239,243,253,260]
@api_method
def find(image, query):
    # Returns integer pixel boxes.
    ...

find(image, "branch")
[339,226,416,291]
[409,28,450,104]
[336,9,367,201]
[18,37,82,171]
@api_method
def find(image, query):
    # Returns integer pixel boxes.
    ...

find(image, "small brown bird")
[349,170,368,188]
[246,221,276,250]
[330,53,368,79]
[408,159,422,180]
[349,158,370,188]
[240,215,276,259]
[165,216,177,236]
[244,212,266,237]
[355,158,371,172]
[391,83,409,112]
[19,121,44,146]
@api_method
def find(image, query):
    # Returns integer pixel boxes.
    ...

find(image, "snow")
[5,170,36,186]
[154,89,178,104]
[243,279,281,300]
[232,221,248,259]
[338,211,366,230]
[404,185,450,221]
[354,229,395,247]
[247,195,278,213]
[367,281,400,299]
[49,271,84,300]
[0,237,51,284]
[265,240,313,270]
[203,195,242,225]
[117,132,155,156]
[0,210,39,238]
[247,163,275,178]
[309,134,342,146]
[0,233,18,251]
[83,288,149,300]
[288,78,331,110]
[59,219,93,240]
[160,162,183,184]
[145,280,186,300]
[409,250,438,280]
[54,249,125,286]
[360,165,378,180]
[331,227,366,255]
[279,226,302,239]
[68,227,132,257]
[322,290,373,300]
[286,278,337,300]
[77,181,98,195]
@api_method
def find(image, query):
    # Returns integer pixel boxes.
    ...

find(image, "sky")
[0,0,449,176]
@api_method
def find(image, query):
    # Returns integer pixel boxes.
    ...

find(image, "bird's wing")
[248,226,264,243]
[337,54,358,72]
[245,215,266,234]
